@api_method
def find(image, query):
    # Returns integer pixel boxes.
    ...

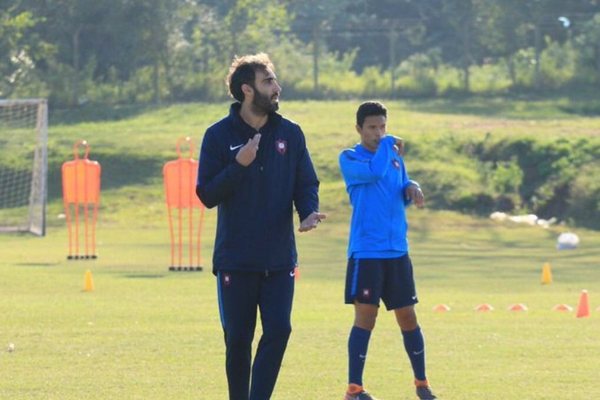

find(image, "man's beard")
[251,87,279,114]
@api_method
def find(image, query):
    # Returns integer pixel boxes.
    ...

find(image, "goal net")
[0,99,48,236]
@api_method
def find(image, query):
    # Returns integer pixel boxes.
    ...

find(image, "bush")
[282,49,364,99]
[394,51,440,97]
[396,75,437,97]
[566,156,600,229]
[409,159,483,211]
[360,66,391,98]
[435,65,463,95]
[512,47,536,87]
[539,40,578,88]
[407,133,599,225]
[469,63,512,94]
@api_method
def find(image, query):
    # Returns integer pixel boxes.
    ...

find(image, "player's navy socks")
[348,326,371,386]
[402,325,426,381]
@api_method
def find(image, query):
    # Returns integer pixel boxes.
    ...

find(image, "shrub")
[566,152,600,229]
[409,159,483,211]
[394,51,440,97]
[469,63,512,94]
[539,40,578,88]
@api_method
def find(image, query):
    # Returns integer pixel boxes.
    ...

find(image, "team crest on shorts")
[275,139,287,155]
[362,288,371,299]
[392,159,401,169]
[223,273,232,286]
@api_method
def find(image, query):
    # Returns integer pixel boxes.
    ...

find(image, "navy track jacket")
[196,103,320,274]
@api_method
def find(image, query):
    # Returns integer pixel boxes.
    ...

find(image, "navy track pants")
[217,269,295,400]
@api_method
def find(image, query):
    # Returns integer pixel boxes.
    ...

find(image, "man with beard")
[196,53,325,400]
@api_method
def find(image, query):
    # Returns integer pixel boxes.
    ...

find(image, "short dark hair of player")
[226,53,275,102]
[356,101,387,127]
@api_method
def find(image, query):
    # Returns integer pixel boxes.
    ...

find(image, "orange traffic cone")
[508,303,528,312]
[541,262,552,284]
[576,290,590,318]
[83,270,94,292]
[552,304,573,312]
[475,303,494,312]
[432,304,450,312]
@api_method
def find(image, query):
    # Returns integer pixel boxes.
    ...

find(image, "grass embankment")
[1,98,599,399]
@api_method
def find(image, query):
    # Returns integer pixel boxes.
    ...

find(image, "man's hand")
[406,183,425,208]
[299,211,327,232]
[391,135,404,156]
[235,134,261,167]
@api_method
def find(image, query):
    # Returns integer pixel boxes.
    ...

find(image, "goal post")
[0,99,48,236]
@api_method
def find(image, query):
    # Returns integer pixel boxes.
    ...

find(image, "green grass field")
[1,99,599,399]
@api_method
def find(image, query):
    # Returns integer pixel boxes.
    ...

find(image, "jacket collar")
[354,143,375,157]
[229,102,282,138]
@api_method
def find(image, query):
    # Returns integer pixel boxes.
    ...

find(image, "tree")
[286,0,359,95]
[522,0,590,88]
[442,0,479,92]
[0,2,51,97]
[477,0,530,86]
[27,0,114,105]
[574,13,600,84]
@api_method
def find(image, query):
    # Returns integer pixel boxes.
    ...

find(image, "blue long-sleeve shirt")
[339,136,413,259]
[196,103,320,273]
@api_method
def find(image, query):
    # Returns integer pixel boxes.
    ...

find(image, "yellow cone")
[84,270,94,292]
[541,262,552,284]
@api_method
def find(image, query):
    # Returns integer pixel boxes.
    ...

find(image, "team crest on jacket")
[275,139,287,155]
[392,159,401,169]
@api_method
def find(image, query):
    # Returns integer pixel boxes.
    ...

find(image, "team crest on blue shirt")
[392,159,400,169]
[275,139,287,155]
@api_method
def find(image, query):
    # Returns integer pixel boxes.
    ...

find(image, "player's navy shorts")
[345,255,418,310]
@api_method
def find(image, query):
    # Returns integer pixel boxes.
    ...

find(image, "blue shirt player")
[339,101,437,400]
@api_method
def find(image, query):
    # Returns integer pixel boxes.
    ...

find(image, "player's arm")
[339,135,397,185]
[195,129,250,208]
[403,175,425,208]
[292,128,326,232]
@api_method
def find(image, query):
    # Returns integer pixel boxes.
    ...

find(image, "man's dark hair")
[226,53,275,102]
[356,101,387,127]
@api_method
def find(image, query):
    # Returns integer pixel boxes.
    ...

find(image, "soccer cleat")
[344,384,379,400]
[415,380,437,400]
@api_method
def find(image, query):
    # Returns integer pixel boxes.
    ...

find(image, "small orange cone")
[432,304,450,312]
[576,290,590,318]
[508,303,528,312]
[294,266,300,280]
[541,262,552,284]
[475,303,494,312]
[552,304,573,312]
[83,270,94,292]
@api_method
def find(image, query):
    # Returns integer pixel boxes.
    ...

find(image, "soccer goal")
[0,99,48,236]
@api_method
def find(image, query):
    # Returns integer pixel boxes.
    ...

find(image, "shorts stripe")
[350,258,360,297]
[216,271,225,329]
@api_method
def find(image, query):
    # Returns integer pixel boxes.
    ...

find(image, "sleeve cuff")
[408,179,420,188]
